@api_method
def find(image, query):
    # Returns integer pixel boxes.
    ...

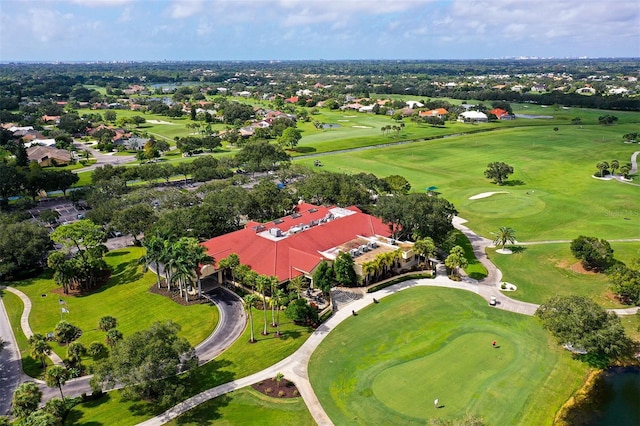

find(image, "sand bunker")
[147,120,176,125]
[468,191,509,200]
[352,125,372,128]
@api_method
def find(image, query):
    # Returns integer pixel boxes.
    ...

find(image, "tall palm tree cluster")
[360,249,403,285]
[139,233,214,303]
[380,123,404,137]
[215,253,299,342]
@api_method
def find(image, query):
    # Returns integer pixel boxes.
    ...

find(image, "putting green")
[373,332,515,418]
[309,287,589,425]
[464,190,547,218]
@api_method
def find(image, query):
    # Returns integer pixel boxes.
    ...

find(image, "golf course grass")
[5,247,218,375]
[489,242,638,307]
[309,287,590,425]
[165,387,315,426]
[64,306,315,425]
[295,123,640,242]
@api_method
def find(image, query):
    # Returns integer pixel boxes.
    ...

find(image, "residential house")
[27,146,73,167]
[457,111,488,123]
[488,108,514,120]
[24,138,57,148]
[419,108,448,118]
[41,115,61,123]
[405,100,424,109]
[577,86,596,95]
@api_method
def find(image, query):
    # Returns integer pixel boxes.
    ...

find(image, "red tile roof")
[489,108,508,117]
[201,203,392,282]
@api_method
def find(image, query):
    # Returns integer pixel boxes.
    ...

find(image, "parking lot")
[28,199,86,226]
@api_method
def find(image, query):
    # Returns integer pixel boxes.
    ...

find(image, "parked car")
[489,296,497,306]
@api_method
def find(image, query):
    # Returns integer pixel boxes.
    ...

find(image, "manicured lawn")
[0,289,49,377]
[65,306,314,425]
[309,287,590,425]
[165,387,315,426]
[296,124,640,242]
[488,243,627,308]
[452,230,488,280]
[6,247,218,374]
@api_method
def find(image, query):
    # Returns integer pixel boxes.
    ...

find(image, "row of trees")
[0,162,79,208]
[594,159,633,178]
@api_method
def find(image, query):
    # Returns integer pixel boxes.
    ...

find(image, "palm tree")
[610,159,620,176]
[29,334,51,368]
[255,275,270,335]
[596,161,609,177]
[445,246,468,279]
[620,165,631,179]
[243,294,258,343]
[218,253,240,285]
[159,239,175,291]
[45,365,69,401]
[275,372,285,390]
[361,261,376,285]
[139,235,164,288]
[269,276,279,327]
[493,227,516,250]
[183,239,213,299]
[273,289,286,336]
[413,237,437,270]
[171,263,195,302]
[288,276,304,299]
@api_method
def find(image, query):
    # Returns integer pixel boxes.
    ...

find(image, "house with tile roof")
[27,146,73,167]
[419,108,449,118]
[200,203,417,286]
[488,108,514,120]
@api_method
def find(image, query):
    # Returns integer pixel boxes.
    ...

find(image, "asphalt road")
[0,290,24,415]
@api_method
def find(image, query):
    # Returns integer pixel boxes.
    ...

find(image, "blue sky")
[1,0,638,61]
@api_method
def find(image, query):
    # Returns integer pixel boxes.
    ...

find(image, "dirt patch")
[252,378,300,398]
[569,262,598,275]
[149,284,211,306]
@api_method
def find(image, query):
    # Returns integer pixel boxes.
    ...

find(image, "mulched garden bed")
[252,378,300,398]
[148,284,211,306]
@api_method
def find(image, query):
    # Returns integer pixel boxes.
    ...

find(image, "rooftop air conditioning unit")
[269,227,282,237]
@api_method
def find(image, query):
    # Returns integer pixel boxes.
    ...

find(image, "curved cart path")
[1,214,637,421]
[0,284,245,402]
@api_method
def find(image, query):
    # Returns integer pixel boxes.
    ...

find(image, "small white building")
[457,111,488,123]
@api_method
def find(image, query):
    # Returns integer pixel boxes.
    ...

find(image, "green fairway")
[490,242,638,307]
[296,124,640,242]
[6,247,218,374]
[309,287,590,425]
[165,387,315,426]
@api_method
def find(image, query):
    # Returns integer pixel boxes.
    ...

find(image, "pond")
[566,366,640,426]
[322,123,341,129]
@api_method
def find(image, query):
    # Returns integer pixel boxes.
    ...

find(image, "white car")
[489,296,497,306]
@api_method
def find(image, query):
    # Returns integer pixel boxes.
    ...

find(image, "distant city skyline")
[1,0,639,62]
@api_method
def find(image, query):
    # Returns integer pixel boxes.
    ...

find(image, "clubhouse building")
[200,202,418,287]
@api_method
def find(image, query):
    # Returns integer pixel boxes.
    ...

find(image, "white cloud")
[168,0,205,19]
[67,0,132,6]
